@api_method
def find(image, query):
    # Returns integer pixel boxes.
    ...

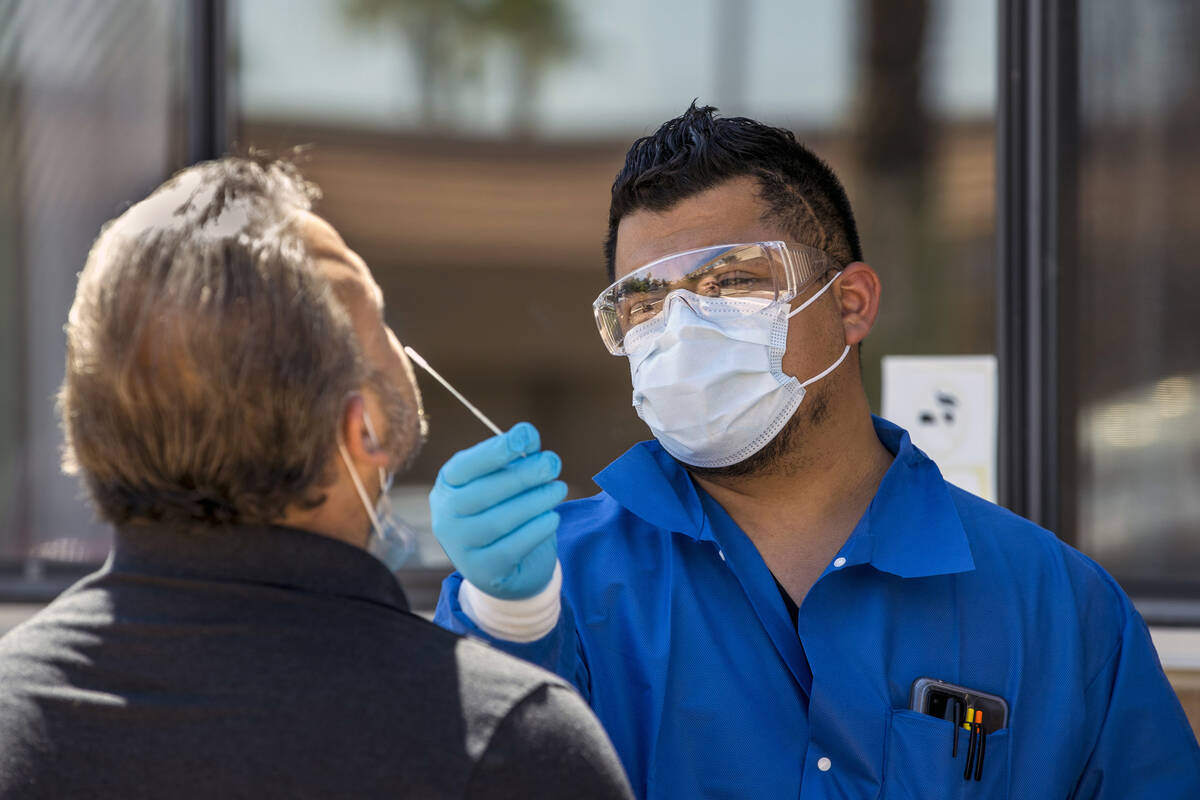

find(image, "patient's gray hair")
[61,156,368,525]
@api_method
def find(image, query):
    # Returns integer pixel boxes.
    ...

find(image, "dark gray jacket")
[0,524,633,799]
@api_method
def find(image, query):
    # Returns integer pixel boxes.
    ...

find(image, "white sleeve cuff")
[458,561,562,643]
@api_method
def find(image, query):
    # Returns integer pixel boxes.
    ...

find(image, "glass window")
[0,1,188,571]
[230,0,997,581]
[1069,1,1200,593]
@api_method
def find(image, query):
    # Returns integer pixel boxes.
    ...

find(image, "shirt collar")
[594,439,709,538]
[108,522,410,612]
[852,416,976,578]
[594,415,976,579]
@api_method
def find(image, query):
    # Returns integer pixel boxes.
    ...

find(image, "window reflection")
[0,0,187,566]
[1071,1,1200,588]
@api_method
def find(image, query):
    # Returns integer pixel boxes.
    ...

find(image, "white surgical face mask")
[337,410,415,570]
[626,274,850,468]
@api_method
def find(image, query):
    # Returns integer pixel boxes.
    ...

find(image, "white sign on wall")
[881,355,998,502]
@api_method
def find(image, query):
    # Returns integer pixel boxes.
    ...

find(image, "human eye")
[716,271,756,287]
[714,270,772,294]
[705,255,774,294]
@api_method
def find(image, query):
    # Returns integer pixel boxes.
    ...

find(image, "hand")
[430,422,566,600]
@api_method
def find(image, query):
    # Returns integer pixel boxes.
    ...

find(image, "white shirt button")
[833,557,847,568]
[817,756,832,772]
[718,549,726,561]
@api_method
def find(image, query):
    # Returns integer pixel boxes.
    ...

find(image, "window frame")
[997,0,1200,624]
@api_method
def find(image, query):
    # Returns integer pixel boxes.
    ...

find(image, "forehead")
[613,176,786,280]
[296,211,382,310]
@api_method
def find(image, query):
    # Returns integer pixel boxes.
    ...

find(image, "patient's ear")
[339,393,389,469]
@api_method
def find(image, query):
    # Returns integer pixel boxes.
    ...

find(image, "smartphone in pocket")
[909,677,1009,733]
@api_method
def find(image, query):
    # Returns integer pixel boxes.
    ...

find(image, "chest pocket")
[882,709,1011,799]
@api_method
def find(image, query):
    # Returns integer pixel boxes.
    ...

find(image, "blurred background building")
[1,0,1198,725]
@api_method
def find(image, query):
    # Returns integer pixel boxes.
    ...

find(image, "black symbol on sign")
[919,391,959,426]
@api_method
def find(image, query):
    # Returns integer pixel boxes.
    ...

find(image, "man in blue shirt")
[432,104,1200,797]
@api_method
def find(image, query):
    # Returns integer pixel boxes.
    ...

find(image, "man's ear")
[339,393,389,469]
[835,262,882,346]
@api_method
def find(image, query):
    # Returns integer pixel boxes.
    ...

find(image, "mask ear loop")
[361,411,391,494]
[355,409,417,564]
[337,436,386,537]
[800,345,851,388]
[785,271,852,388]
[336,404,387,538]
[786,271,842,319]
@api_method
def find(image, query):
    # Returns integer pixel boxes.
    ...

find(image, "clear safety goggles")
[592,241,841,355]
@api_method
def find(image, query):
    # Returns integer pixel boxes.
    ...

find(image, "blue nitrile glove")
[430,422,567,600]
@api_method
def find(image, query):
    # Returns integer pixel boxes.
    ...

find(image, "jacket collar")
[594,415,976,579]
[108,522,410,611]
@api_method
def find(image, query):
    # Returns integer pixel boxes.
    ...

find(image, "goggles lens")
[593,241,837,355]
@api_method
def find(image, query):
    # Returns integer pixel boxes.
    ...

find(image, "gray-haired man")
[0,157,632,800]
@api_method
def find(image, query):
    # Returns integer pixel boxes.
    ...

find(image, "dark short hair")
[61,156,370,526]
[605,102,863,280]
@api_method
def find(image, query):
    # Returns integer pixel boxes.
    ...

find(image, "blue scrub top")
[436,417,1200,798]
